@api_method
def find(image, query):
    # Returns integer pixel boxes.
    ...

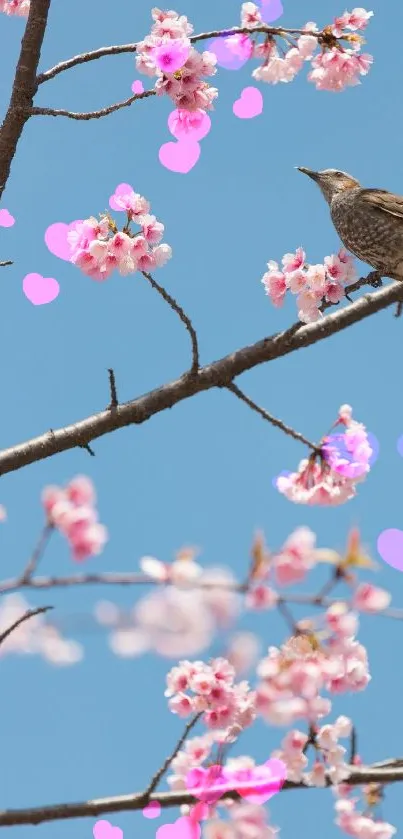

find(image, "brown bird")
[297,167,403,285]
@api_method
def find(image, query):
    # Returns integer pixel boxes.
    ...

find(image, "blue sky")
[1,0,403,837]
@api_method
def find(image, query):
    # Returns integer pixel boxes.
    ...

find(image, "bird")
[297,167,403,286]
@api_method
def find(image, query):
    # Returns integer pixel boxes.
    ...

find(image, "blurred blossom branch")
[1,764,403,827]
[0,278,401,478]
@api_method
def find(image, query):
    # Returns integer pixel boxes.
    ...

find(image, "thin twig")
[144,713,202,796]
[227,381,320,453]
[30,90,156,121]
[0,260,13,267]
[108,368,118,408]
[35,26,323,86]
[1,763,403,826]
[350,726,357,763]
[18,523,53,584]
[142,272,199,373]
[0,606,53,646]
[0,277,401,478]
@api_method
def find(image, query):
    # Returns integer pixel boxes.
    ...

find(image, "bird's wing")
[359,188,403,220]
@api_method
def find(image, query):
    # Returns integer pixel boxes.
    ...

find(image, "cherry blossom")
[42,475,108,562]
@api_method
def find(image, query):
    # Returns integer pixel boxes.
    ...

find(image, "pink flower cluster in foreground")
[277,405,372,506]
[136,8,218,112]
[66,183,172,281]
[0,594,82,665]
[261,247,357,323]
[0,0,29,14]
[165,658,256,735]
[42,475,108,562]
[232,4,373,91]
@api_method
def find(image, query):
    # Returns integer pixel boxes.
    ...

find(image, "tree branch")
[227,381,319,452]
[0,0,52,203]
[142,272,199,374]
[0,261,13,267]
[144,714,202,797]
[0,605,53,646]
[0,277,400,478]
[30,90,156,121]
[35,25,323,86]
[1,763,403,827]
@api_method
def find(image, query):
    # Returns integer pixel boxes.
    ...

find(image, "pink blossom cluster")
[136,8,218,112]
[276,405,372,506]
[272,717,353,786]
[256,608,370,726]
[96,562,240,659]
[0,0,29,14]
[261,247,357,323]
[66,184,172,281]
[246,527,320,601]
[0,594,82,665]
[335,792,396,839]
[42,475,108,562]
[238,5,373,91]
[165,657,256,734]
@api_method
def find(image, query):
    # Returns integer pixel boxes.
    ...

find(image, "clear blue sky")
[1,0,403,837]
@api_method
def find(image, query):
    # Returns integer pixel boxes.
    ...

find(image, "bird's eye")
[335,172,343,177]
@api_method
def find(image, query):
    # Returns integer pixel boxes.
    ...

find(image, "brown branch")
[1,763,403,827]
[30,90,156,121]
[0,0,52,203]
[108,368,119,409]
[0,605,53,646]
[17,523,53,584]
[142,272,199,373]
[0,276,400,478]
[35,26,322,86]
[0,261,13,267]
[227,381,319,452]
[144,714,202,796]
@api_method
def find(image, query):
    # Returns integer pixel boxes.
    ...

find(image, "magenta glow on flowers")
[153,39,191,73]
[42,475,108,562]
[262,247,357,322]
[276,405,371,506]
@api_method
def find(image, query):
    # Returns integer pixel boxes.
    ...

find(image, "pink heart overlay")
[225,759,287,805]
[233,87,263,119]
[142,801,161,819]
[157,816,201,839]
[185,759,286,806]
[45,221,83,261]
[159,140,201,173]
[0,209,15,227]
[109,183,134,211]
[93,819,123,839]
[132,80,144,94]
[168,109,211,142]
[23,273,60,306]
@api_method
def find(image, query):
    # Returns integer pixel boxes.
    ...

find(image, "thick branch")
[0,0,51,202]
[0,279,400,478]
[0,763,403,827]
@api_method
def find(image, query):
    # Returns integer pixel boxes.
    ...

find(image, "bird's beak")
[297,167,320,181]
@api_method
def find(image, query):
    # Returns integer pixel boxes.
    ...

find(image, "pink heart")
[45,221,82,261]
[224,759,287,805]
[159,140,200,173]
[93,820,123,839]
[186,765,229,805]
[168,109,211,142]
[142,801,161,819]
[109,183,134,211]
[0,209,15,227]
[233,86,263,119]
[157,817,201,839]
[131,80,144,94]
[23,272,60,305]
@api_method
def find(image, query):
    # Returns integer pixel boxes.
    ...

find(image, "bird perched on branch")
[297,167,403,286]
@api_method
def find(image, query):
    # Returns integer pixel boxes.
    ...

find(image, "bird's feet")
[367,270,383,289]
